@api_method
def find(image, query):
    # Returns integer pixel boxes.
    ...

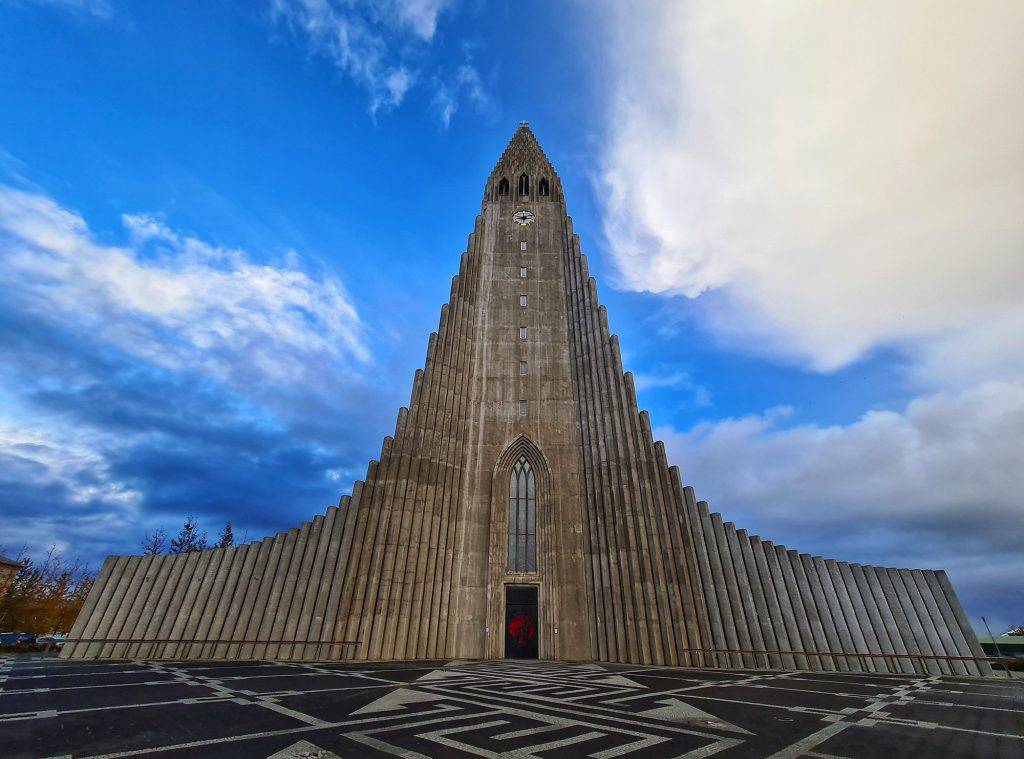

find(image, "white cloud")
[632,369,711,407]
[433,63,488,129]
[657,381,1024,623]
[601,1,1024,377]
[0,185,369,391]
[394,0,449,40]
[270,0,460,116]
[12,0,113,19]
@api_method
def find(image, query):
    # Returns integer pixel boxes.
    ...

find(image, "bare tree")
[141,527,167,555]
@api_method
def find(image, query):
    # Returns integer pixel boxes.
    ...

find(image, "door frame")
[504,582,541,659]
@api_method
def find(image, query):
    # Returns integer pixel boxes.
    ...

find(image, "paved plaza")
[1,655,1021,758]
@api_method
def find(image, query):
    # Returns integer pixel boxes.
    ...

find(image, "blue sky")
[1,1,1021,633]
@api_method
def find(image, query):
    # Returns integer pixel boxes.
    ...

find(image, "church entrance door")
[504,585,538,659]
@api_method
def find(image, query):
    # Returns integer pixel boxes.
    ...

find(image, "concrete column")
[750,536,795,670]
[736,530,781,669]
[801,554,847,671]
[934,570,992,676]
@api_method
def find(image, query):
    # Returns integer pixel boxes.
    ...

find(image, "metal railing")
[43,639,1016,677]
[56,638,361,660]
[672,646,1012,676]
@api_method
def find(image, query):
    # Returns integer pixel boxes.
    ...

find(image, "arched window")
[518,173,530,196]
[498,177,509,196]
[538,178,549,197]
[508,456,536,572]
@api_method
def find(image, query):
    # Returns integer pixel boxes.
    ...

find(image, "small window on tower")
[519,399,527,416]
[519,361,528,375]
[520,266,528,278]
[498,177,509,196]
[538,178,550,197]
[518,173,530,196]
[519,326,527,340]
[520,294,527,307]
[520,242,527,251]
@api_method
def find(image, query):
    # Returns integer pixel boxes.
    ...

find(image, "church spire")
[488,122,561,203]
[494,122,551,168]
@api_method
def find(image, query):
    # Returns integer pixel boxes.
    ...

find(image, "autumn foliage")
[0,547,95,635]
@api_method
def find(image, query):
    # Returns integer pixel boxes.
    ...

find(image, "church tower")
[64,125,990,677]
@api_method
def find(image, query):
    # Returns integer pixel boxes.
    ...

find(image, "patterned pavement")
[1,655,1021,758]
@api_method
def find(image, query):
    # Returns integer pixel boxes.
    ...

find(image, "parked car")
[0,632,36,649]
[36,635,67,651]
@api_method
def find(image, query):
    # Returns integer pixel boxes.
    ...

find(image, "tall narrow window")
[520,266,528,278]
[520,241,527,251]
[518,399,527,416]
[519,326,527,339]
[518,173,530,196]
[508,457,537,573]
[520,294,527,307]
[519,360,528,375]
[538,178,550,197]
[498,177,509,196]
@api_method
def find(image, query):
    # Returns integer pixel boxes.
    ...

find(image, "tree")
[169,515,208,554]
[141,527,167,555]
[1005,625,1024,636]
[0,546,95,634]
[217,522,234,549]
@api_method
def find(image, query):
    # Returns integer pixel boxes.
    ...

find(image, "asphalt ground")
[1,654,1021,758]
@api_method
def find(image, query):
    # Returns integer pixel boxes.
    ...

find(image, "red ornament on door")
[507,612,536,645]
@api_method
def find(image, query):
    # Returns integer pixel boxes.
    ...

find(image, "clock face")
[512,210,535,226]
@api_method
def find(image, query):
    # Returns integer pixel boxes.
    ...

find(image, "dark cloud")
[0,185,390,567]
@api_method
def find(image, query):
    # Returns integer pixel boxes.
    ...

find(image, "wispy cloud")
[632,369,711,407]
[0,184,382,565]
[7,0,114,19]
[433,62,489,130]
[270,0,483,124]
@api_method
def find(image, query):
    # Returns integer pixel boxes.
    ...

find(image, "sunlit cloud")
[601,1,1024,377]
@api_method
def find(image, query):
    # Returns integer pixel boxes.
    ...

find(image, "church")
[62,125,990,677]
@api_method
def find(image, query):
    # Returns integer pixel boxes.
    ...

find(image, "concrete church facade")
[63,126,991,676]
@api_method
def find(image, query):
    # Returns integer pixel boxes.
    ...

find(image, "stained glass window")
[508,457,537,572]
